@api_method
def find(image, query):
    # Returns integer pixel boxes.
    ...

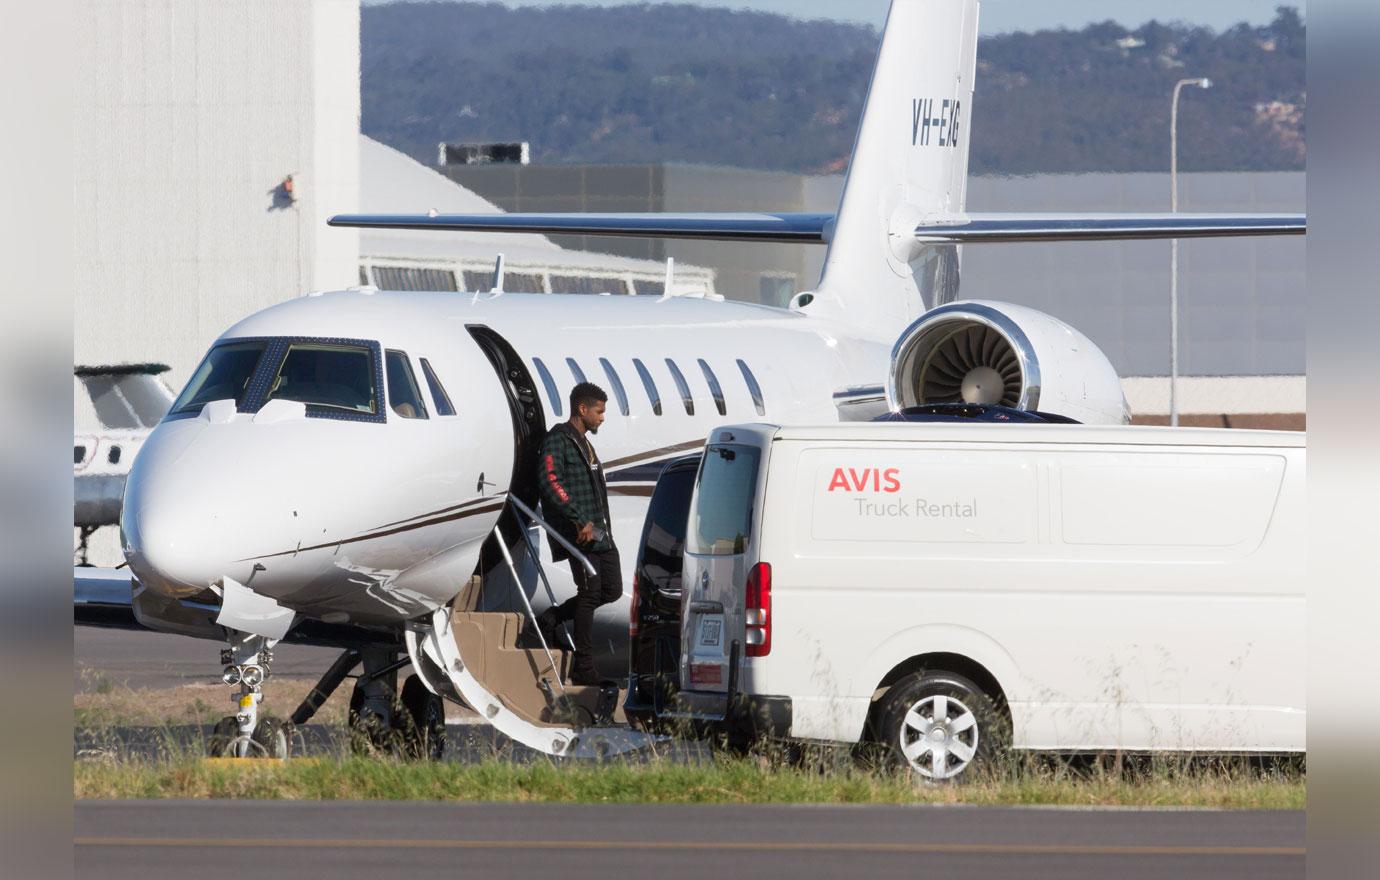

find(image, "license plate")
[698,616,723,648]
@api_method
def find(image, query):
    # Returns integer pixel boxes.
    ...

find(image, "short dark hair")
[569,382,608,413]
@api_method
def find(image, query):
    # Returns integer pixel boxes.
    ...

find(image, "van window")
[567,357,588,385]
[690,444,761,555]
[633,359,662,416]
[639,462,698,593]
[171,341,268,414]
[600,358,630,416]
[698,359,726,416]
[386,350,428,419]
[533,357,563,417]
[737,359,766,416]
[267,343,377,415]
[419,358,456,416]
[665,359,695,416]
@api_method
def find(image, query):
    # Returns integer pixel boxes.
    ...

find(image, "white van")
[674,422,1305,779]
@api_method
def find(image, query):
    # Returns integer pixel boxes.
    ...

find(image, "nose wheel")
[207,632,295,759]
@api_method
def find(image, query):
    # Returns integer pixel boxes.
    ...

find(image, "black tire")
[207,716,239,758]
[395,675,447,761]
[251,716,295,760]
[873,671,1009,782]
[348,684,392,756]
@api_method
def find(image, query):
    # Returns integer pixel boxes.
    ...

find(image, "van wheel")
[875,671,1007,782]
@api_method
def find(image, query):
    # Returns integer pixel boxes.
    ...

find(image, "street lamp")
[1169,76,1211,426]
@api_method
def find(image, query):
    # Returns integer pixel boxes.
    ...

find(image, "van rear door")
[680,437,764,696]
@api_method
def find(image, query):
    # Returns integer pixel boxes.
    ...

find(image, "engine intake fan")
[887,301,1130,425]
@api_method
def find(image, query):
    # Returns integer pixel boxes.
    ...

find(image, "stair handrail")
[508,507,578,652]
[491,525,568,699]
[507,494,597,576]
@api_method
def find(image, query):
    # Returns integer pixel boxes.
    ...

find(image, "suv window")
[690,444,761,556]
[386,350,428,419]
[639,461,698,593]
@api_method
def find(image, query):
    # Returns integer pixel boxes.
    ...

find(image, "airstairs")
[405,497,663,758]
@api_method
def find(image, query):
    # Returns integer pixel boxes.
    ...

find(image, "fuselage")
[122,290,889,649]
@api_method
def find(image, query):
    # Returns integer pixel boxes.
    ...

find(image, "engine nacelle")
[887,301,1130,425]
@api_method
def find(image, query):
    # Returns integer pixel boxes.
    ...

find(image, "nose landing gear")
[208,632,295,759]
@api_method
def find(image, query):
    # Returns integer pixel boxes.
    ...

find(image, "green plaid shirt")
[537,423,613,558]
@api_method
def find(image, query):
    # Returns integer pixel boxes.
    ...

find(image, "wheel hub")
[899,694,980,781]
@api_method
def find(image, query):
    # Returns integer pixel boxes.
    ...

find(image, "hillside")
[361,2,1305,175]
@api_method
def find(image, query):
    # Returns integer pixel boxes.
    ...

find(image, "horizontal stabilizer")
[329,212,833,243]
[913,213,1306,244]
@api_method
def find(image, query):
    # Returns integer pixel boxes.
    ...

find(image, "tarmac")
[76,800,1303,880]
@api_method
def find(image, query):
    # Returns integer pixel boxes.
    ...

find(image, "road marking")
[74,837,1304,857]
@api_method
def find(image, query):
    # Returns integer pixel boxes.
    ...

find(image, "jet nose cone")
[123,500,217,598]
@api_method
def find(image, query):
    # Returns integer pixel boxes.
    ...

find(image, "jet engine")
[887,301,1130,425]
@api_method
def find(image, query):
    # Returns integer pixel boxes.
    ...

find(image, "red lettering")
[848,468,868,492]
[883,468,901,493]
[828,468,851,492]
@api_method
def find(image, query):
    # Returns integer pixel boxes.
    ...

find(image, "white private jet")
[75,0,1304,759]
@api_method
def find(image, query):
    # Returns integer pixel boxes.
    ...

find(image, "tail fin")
[810,0,979,337]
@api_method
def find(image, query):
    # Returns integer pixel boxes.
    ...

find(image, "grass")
[74,674,353,729]
[73,675,1304,809]
[74,751,1305,809]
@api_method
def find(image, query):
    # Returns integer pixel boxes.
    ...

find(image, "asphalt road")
[75,801,1302,880]
[76,626,341,692]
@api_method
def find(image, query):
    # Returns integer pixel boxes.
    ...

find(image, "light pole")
[1169,76,1211,426]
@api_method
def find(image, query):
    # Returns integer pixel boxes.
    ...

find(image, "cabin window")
[267,343,378,416]
[386,351,429,420]
[737,359,766,416]
[420,358,456,416]
[107,446,122,465]
[698,359,726,416]
[171,340,269,415]
[533,357,563,417]
[566,358,588,385]
[600,358,630,416]
[74,445,87,465]
[665,359,695,416]
[633,358,662,416]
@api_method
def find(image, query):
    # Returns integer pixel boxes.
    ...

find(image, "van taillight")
[629,572,641,638]
[744,562,771,657]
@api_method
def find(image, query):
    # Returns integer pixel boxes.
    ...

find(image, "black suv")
[624,454,701,728]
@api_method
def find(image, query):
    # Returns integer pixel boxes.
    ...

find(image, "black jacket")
[537,423,613,562]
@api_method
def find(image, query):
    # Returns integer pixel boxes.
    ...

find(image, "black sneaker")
[534,609,561,647]
[569,657,601,686]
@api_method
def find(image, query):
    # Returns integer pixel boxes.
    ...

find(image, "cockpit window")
[386,351,429,420]
[171,341,268,415]
[267,343,377,415]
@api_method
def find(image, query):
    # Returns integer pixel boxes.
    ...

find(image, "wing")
[329,212,834,243]
[912,213,1306,243]
[74,567,142,630]
[329,211,1303,245]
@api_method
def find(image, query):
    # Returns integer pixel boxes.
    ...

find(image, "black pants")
[549,547,623,668]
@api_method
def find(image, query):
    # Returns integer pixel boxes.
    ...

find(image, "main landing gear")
[208,641,446,761]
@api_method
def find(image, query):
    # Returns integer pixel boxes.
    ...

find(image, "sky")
[361,0,1302,34]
